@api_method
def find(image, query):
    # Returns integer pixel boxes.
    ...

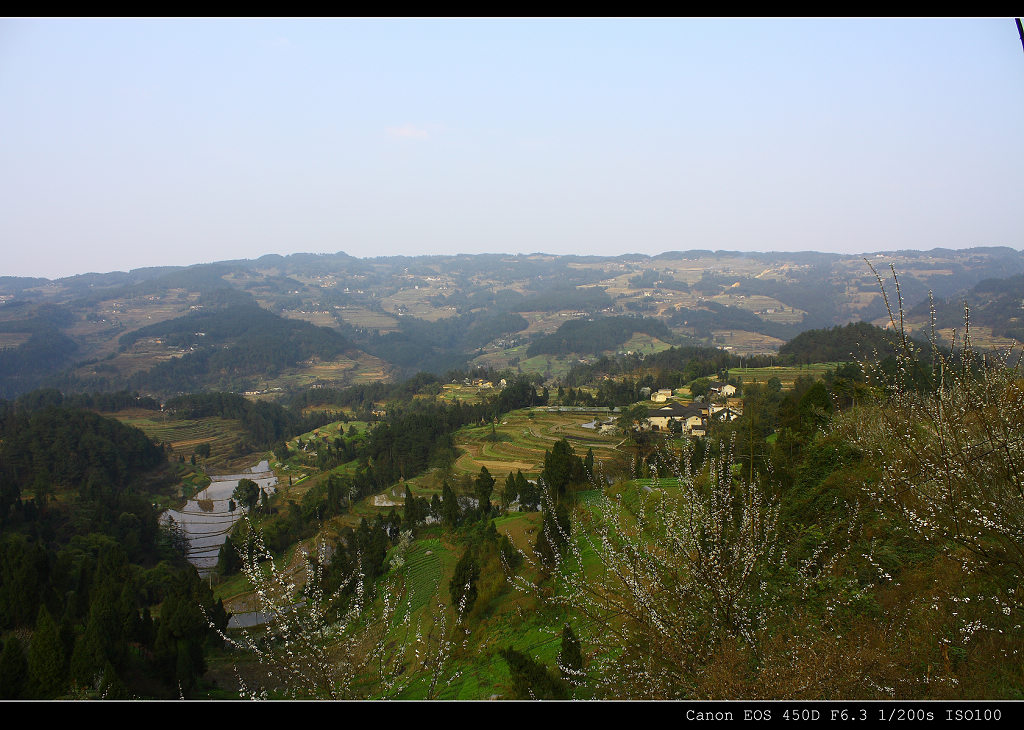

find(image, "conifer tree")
[475,466,495,516]
[502,471,518,510]
[441,481,460,528]
[70,623,105,690]
[542,438,584,502]
[449,547,480,614]
[99,661,131,699]
[499,533,523,572]
[516,471,538,511]
[28,605,66,699]
[498,647,568,699]
[404,485,421,528]
[138,606,155,647]
[0,636,28,698]
[534,502,571,571]
[557,623,584,683]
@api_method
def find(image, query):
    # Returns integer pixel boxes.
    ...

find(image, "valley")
[2,247,1023,700]
[3,247,1023,401]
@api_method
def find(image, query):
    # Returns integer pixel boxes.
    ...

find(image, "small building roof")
[648,403,704,419]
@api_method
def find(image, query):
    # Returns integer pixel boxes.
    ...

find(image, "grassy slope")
[110,409,257,471]
[726,362,840,389]
[201,406,631,699]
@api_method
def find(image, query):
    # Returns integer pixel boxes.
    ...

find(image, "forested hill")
[512,286,614,313]
[778,322,899,364]
[3,247,1024,399]
[0,305,79,398]
[910,273,1024,341]
[360,310,529,377]
[526,316,673,356]
[665,300,799,341]
[0,403,164,516]
[121,303,354,394]
[162,391,335,448]
[0,400,228,698]
[119,302,350,353]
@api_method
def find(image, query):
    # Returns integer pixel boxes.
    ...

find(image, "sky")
[1,18,1022,279]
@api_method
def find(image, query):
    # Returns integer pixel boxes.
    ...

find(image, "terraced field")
[333,305,401,333]
[710,292,807,324]
[260,351,393,391]
[111,410,252,467]
[468,344,528,372]
[381,286,457,321]
[293,419,369,444]
[476,334,675,376]
[514,354,579,380]
[618,332,673,356]
[517,311,579,337]
[450,409,625,480]
[726,363,838,389]
[437,383,488,404]
[398,538,444,619]
[888,322,1022,352]
[0,332,32,349]
[76,339,191,379]
[711,329,786,355]
[280,309,338,328]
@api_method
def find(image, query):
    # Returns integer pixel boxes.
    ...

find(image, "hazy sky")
[2,18,1022,279]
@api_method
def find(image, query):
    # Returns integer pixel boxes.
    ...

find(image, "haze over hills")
[1,246,1022,399]
[4,17,1024,701]
[2,248,1024,399]
[4,247,1022,699]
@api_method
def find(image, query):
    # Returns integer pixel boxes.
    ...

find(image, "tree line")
[0,402,228,698]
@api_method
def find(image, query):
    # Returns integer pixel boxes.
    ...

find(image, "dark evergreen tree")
[28,605,66,699]
[517,471,539,511]
[99,661,131,699]
[138,606,155,648]
[557,623,585,683]
[797,380,834,433]
[498,647,569,699]
[232,478,260,513]
[542,438,585,502]
[0,635,28,698]
[152,575,217,695]
[501,471,519,510]
[499,534,523,572]
[403,484,424,528]
[0,534,45,629]
[441,481,461,529]
[475,466,495,516]
[69,623,105,690]
[449,547,480,614]
[534,502,572,571]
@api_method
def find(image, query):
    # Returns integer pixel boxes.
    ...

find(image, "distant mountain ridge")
[908,272,1024,342]
[2,246,1022,398]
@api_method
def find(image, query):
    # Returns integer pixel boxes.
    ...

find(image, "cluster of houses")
[455,377,508,389]
[643,382,743,437]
